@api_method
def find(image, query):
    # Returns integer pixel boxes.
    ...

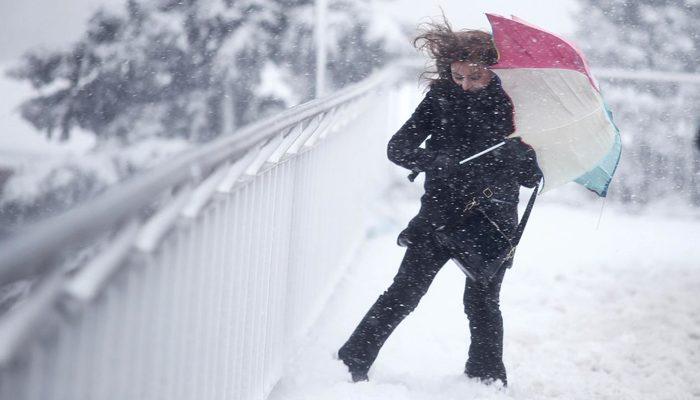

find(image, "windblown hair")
[413,14,498,85]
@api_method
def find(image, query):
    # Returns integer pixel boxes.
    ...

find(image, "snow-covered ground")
[268,199,700,400]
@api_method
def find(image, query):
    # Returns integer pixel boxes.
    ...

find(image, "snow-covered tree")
[1,0,410,229]
[8,0,407,144]
[574,0,699,207]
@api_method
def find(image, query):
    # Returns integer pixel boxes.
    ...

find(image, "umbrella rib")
[558,70,591,105]
[539,72,578,117]
[503,32,537,63]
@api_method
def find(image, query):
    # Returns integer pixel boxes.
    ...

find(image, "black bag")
[434,183,539,284]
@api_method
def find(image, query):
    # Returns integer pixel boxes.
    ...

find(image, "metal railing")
[0,64,406,400]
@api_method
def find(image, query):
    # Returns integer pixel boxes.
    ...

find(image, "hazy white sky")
[0,0,108,61]
[0,0,579,62]
[385,0,578,35]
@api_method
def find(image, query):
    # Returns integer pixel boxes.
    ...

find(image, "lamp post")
[314,0,327,98]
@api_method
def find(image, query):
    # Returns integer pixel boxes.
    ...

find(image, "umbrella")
[461,14,621,197]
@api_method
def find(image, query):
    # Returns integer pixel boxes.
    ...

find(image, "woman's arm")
[387,89,439,172]
[492,94,515,137]
[492,95,542,188]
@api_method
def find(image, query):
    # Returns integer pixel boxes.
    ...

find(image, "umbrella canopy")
[486,13,621,196]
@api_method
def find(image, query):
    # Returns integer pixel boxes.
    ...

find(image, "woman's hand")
[492,138,543,188]
[405,150,458,182]
[427,151,459,179]
[493,137,525,156]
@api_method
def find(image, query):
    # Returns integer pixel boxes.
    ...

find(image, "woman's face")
[450,61,495,93]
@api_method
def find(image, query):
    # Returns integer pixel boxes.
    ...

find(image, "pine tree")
[8,0,405,143]
[1,0,408,227]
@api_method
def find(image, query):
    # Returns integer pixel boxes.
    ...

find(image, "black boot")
[465,363,507,387]
[337,347,369,382]
[463,264,508,387]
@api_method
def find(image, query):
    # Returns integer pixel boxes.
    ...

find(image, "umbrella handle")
[458,141,506,165]
[412,140,510,181]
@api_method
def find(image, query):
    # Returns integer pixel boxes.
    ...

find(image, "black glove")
[500,137,534,157]
[427,151,458,179]
[492,137,543,187]
[407,151,458,181]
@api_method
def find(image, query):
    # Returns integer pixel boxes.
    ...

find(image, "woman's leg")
[463,266,508,385]
[338,241,451,380]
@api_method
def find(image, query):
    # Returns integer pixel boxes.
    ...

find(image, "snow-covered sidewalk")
[268,201,700,400]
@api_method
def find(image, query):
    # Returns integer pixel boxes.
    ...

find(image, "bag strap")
[511,182,540,247]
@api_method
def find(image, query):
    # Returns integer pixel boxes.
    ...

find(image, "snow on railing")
[0,64,406,400]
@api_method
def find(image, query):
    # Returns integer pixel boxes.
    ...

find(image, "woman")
[337,19,542,387]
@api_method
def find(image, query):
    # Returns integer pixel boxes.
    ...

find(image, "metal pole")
[221,72,235,134]
[315,0,327,98]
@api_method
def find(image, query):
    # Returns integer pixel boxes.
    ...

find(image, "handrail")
[0,64,399,286]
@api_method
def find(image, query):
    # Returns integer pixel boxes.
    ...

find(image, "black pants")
[338,239,508,384]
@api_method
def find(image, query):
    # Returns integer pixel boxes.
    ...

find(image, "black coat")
[387,75,542,252]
